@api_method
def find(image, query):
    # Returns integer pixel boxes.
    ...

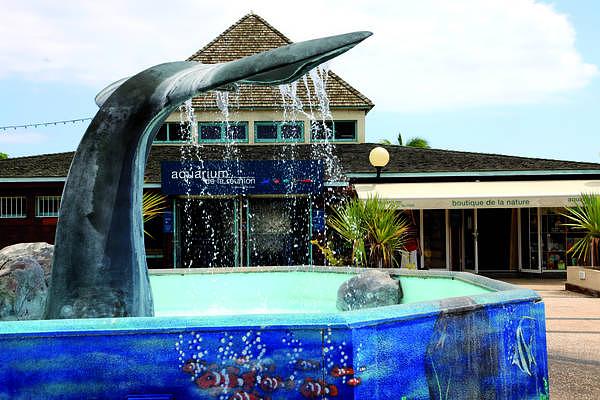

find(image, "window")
[0,196,26,218]
[540,207,587,270]
[311,120,357,142]
[199,122,248,143]
[254,122,304,142]
[36,195,61,217]
[154,122,191,143]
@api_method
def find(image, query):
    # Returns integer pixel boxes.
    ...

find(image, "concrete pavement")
[503,278,600,400]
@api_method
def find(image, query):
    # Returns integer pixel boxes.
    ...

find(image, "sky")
[0,0,599,163]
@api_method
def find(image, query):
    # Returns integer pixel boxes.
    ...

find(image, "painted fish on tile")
[258,375,295,393]
[195,365,256,390]
[346,377,361,387]
[299,378,338,398]
[294,359,321,371]
[330,366,354,377]
[512,316,537,376]
[182,359,205,375]
[228,391,269,400]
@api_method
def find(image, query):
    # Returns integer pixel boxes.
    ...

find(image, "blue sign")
[162,211,173,233]
[161,160,323,195]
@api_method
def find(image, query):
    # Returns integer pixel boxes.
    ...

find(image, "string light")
[0,117,93,132]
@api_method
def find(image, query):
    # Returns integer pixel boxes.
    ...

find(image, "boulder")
[0,242,54,320]
[337,270,403,311]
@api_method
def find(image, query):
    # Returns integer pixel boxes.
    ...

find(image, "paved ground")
[503,278,600,400]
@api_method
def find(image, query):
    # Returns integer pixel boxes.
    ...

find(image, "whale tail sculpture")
[43,31,372,319]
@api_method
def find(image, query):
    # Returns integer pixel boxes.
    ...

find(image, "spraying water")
[171,66,344,269]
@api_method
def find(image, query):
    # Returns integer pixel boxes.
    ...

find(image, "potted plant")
[561,192,600,296]
[326,195,411,268]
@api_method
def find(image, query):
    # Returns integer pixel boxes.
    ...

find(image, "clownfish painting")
[299,378,338,398]
[228,391,269,400]
[195,366,256,391]
[346,377,361,387]
[331,366,355,377]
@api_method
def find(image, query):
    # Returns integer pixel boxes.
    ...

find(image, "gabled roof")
[186,13,374,111]
[2,145,599,182]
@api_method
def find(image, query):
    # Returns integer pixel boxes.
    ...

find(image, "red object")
[346,377,361,387]
[331,366,355,377]
[404,238,418,252]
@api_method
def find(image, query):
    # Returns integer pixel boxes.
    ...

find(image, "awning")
[354,180,600,209]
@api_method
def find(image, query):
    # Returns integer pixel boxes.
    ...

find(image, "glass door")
[422,210,447,269]
[449,210,462,271]
[246,197,311,266]
[447,209,476,272]
[177,198,238,268]
[463,209,476,271]
[476,208,518,272]
[520,208,541,273]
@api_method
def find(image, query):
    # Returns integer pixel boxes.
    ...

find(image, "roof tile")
[187,13,374,111]
[2,145,599,182]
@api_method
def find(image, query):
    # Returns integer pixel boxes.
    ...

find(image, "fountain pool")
[149,270,492,317]
[0,268,549,399]
[0,26,549,400]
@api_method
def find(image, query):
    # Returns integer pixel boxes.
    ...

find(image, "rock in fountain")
[43,31,372,319]
[337,269,403,311]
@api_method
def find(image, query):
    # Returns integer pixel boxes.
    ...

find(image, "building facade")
[1,14,599,275]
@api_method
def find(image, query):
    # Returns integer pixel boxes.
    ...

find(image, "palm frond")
[561,193,600,266]
[142,191,168,238]
[328,195,412,268]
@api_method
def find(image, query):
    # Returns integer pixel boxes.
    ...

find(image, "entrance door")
[476,209,516,271]
[247,197,311,266]
[449,210,462,271]
[520,208,541,272]
[448,210,476,271]
[178,198,238,268]
[463,209,476,271]
[422,210,447,269]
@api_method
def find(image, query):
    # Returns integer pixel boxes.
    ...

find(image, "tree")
[406,137,430,149]
[0,152,8,160]
[397,132,403,146]
[379,139,392,145]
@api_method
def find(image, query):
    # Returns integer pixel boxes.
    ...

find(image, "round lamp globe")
[369,146,390,168]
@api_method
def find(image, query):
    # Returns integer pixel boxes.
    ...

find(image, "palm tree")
[406,137,430,148]
[327,197,368,266]
[328,196,411,268]
[561,193,600,267]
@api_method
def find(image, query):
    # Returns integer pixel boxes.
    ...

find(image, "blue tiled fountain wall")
[0,271,549,400]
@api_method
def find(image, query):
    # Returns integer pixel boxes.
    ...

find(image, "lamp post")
[369,146,390,178]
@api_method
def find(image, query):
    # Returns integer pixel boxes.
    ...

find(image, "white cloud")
[0,0,596,112]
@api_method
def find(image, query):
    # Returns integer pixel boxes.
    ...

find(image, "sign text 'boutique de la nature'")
[161,160,324,195]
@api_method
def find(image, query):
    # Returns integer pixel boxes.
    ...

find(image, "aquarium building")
[1,13,600,275]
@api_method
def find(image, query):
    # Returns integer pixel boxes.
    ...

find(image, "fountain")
[0,30,549,399]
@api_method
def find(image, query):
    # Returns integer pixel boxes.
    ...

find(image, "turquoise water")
[149,272,493,317]
[149,272,352,317]
[399,276,493,304]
